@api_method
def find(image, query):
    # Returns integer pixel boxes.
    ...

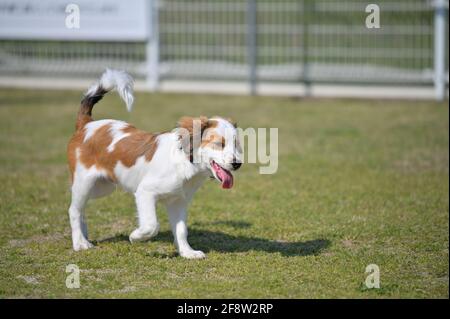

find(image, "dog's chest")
[159,173,207,204]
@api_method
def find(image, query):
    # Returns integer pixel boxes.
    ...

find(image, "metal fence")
[0,0,448,99]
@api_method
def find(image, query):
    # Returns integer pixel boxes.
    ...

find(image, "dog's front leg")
[129,188,160,243]
[166,200,205,259]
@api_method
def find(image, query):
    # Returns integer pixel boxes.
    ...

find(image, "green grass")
[0,88,448,298]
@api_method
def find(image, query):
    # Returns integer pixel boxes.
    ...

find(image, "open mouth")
[210,160,234,189]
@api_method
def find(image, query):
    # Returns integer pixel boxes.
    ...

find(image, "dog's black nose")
[232,162,241,170]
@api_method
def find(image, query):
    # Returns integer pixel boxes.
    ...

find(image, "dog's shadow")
[97,221,330,257]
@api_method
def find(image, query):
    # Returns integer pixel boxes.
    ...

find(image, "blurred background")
[0,0,448,100]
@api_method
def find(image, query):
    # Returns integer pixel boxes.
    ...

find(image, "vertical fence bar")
[247,0,257,95]
[433,0,448,101]
[146,0,159,91]
[302,0,311,95]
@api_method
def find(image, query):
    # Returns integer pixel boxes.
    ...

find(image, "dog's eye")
[212,140,225,149]
[233,137,242,153]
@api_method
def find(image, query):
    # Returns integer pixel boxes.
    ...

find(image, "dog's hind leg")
[69,175,96,251]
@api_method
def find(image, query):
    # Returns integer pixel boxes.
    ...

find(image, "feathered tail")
[76,69,134,129]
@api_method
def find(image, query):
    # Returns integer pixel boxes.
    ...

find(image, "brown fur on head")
[176,116,218,162]
[177,116,212,135]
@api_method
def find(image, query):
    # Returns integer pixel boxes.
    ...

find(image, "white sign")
[0,0,150,41]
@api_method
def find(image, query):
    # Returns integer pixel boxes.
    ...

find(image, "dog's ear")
[177,116,210,136]
[176,116,215,162]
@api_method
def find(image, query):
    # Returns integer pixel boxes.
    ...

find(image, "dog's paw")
[179,249,206,259]
[129,226,159,243]
[73,239,94,251]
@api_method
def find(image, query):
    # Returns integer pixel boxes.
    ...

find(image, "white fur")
[107,121,131,152]
[86,69,134,111]
[83,119,115,142]
[69,73,242,259]
[70,131,211,258]
[69,149,110,251]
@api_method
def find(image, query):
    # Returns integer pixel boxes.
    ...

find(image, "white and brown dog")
[67,69,241,259]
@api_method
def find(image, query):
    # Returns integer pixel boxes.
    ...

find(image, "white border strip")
[0,77,446,100]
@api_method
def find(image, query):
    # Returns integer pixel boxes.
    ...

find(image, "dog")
[67,69,242,259]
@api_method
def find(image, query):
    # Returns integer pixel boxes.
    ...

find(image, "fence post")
[302,0,311,95]
[146,0,160,91]
[247,0,257,96]
[433,0,448,101]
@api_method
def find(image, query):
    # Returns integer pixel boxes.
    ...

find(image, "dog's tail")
[76,69,134,130]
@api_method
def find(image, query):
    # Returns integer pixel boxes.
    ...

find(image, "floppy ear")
[176,116,213,162]
[177,116,210,136]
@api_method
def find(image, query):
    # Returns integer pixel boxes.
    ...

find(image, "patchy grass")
[0,88,448,298]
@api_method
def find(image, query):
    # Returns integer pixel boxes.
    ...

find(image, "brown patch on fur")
[67,123,159,182]
[208,119,219,129]
[201,132,225,150]
[76,114,93,131]
[118,126,159,165]
[177,116,212,134]
[67,129,85,181]
[177,116,218,161]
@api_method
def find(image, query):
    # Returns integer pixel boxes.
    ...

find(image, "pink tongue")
[215,165,233,189]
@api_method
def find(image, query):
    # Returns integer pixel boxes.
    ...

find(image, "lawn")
[0,88,448,298]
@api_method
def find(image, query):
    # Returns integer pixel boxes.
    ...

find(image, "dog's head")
[177,116,242,189]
